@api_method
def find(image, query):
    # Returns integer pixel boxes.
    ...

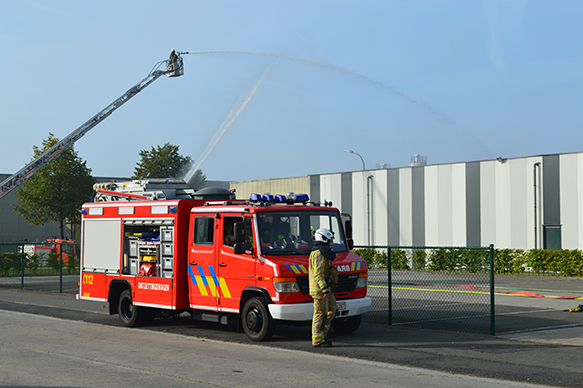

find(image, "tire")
[331,314,362,334]
[242,296,275,341]
[118,289,142,327]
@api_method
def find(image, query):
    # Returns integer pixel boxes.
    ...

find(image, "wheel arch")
[108,279,132,315]
[239,286,273,312]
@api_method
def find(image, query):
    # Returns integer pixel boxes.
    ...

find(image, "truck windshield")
[257,210,347,255]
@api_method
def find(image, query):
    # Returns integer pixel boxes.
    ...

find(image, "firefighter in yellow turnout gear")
[309,228,339,347]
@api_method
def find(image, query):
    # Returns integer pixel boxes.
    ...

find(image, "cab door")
[216,216,256,313]
[188,214,219,311]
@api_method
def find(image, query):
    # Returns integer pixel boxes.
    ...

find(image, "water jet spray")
[180,49,455,125]
[183,64,273,183]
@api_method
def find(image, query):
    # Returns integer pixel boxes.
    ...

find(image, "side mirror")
[233,222,244,243]
[345,220,353,239]
[347,238,354,250]
[234,243,245,255]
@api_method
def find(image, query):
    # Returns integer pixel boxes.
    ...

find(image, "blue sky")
[1,1,581,182]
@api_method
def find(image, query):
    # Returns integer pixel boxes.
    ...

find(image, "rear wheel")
[331,315,362,334]
[118,289,142,327]
[242,297,275,341]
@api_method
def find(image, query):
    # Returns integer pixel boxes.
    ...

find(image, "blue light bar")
[296,193,309,202]
[274,194,287,202]
[249,192,309,203]
[250,193,262,202]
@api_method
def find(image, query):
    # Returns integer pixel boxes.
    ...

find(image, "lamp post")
[343,149,365,171]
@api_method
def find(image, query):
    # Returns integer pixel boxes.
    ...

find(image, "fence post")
[20,243,25,290]
[388,246,392,326]
[59,243,63,294]
[489,244,495,335]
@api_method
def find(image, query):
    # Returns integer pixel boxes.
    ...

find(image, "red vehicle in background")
[23,238,77,266]
[46,238,77,265]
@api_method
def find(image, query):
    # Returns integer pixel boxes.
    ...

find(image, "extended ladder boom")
[0,51,183,200]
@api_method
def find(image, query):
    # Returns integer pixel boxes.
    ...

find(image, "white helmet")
[314,228,334,243]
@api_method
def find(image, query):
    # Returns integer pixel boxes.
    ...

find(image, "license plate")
[337,301,346,310]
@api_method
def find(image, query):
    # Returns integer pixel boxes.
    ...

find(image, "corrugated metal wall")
[0,173,62,242]
[230,176,309,201]
[309,152,583,250]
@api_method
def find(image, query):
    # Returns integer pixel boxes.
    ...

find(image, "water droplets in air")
[183,64,272,183]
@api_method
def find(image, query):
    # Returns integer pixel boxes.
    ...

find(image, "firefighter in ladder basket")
[309,228,339,347]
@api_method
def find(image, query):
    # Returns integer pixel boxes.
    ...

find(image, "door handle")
[189,262,197,266]
[218,263,227,267]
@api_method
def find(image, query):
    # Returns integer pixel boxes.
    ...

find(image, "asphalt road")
[0,290,580,386]
[0,308,538,388]
[1,275,583,386]
[5,274,583,335]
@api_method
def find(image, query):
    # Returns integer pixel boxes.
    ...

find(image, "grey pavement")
[0,309,538,388]
[1,274,583,386]
[2,273,583,341]
[494,274,583,346]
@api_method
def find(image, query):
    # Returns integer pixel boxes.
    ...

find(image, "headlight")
[273,277,300,293]
[356,275,367,289]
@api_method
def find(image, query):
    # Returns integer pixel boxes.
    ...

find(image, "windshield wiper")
[268,250,300,255]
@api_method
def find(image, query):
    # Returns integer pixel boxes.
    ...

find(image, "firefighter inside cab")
[309,228,339,348]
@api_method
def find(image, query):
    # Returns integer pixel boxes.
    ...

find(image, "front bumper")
[268,297,371,321]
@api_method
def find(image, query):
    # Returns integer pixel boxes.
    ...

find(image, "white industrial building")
[232,152,583,251]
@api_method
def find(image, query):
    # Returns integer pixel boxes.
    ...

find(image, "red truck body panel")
[79,197,370,332]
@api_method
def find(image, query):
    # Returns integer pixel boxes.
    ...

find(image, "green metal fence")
[1,241,496,334]
[0,242,80,293]
[355,245,495,335]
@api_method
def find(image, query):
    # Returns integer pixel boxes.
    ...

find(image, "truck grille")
[296,273,358,295]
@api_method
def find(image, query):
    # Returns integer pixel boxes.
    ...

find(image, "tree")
[132,143,206,189]
[13,133,95,239]
[188,168,207,190]
[133,143,191,179]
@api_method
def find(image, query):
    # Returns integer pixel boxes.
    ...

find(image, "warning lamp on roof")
[249,192,309,204]
[249,193,262,202]
[295,193,309,202]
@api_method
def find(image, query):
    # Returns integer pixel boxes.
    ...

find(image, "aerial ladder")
[0,50,184,200]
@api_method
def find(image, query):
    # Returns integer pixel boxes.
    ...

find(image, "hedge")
[352,247,583,277]
[0,252,77,276]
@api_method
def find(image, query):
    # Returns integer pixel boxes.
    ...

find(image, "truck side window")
[194,217,214,244]
[223,216,243,247]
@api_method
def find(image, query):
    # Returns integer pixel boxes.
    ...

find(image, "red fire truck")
[78,179,370,341]
[22,238,77,266]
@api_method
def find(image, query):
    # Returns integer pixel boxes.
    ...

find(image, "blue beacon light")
[249,193,310,203]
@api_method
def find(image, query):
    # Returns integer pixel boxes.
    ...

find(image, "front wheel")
[331,314,362,334]
[242,297,275,341]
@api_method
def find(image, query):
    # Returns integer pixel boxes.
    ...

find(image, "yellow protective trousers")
[312,293,338,345]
